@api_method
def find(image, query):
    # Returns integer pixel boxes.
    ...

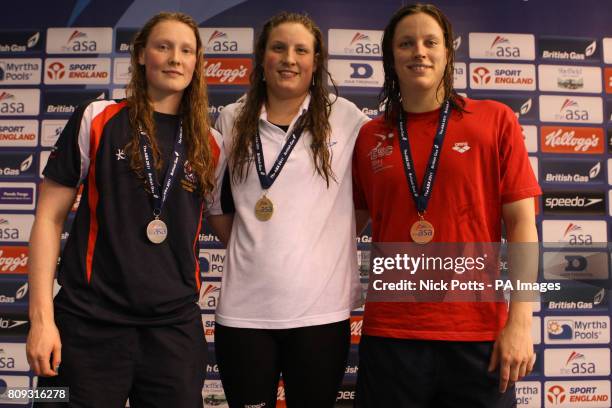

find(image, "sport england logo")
[0,120,38,147]
[469,63,535,90]
[44,58,110,85]
[544,381,610,407]
[469,33,535,60]
[328,29,382,56]
[200,28,253,55]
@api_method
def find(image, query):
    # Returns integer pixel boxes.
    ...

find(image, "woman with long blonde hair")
[27,12,221,407]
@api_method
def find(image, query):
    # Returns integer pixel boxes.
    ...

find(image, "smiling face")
[392,12,448,103]
[138,19,197,102]
[262,22,317,101]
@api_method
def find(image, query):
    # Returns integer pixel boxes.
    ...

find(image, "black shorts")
[35,311,207,408]
[215,319,350,408]
[355,335,517,408]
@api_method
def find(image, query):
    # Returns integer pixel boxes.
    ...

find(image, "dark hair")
[125,11,215,195]
[380,3,465,122]
[231,12,338,186]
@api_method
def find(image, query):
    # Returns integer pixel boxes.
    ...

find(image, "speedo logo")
[546,197,602,208]
[543,192,605,214]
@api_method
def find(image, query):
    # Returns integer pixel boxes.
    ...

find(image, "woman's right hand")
[26,321,62,377]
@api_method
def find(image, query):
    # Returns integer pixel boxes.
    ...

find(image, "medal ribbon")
[140,121,184,218]
[397,101,451,214]
[253,113,307,190]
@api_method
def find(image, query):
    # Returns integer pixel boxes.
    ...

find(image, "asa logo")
[469,33,535,60]
[545,348,610,377]
[207,30,237,52]
[47,28,112,54]
[198,282,220,310]
[200,28,253,55]
[0,92,23,115]
[542,219,607,248]
[539,95,603,124]
[347,32,381,55]
[490,36,519,58]
[0,343,28,371]
[328,29,382,56]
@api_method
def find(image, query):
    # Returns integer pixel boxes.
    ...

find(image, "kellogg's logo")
[0,247,28,274]
[203,58,251,85]
[541,126,604,154]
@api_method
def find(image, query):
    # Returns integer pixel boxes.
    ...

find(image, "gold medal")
[254,195,274,221]
[410,218,434,244]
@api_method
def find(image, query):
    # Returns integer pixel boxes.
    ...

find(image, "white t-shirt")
[209,94,369,329]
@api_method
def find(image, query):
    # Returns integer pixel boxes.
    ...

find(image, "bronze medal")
[410,219,434,244]
[254,195,274,221]
[146,218,168,244]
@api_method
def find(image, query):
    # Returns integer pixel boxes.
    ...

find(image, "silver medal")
[146,218,168,244]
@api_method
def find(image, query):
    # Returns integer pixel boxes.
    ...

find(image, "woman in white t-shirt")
[207,11,369,408]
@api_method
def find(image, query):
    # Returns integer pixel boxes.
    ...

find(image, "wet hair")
[125,11,215,195]
[230,12,338,186]
[380,3,465,122]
